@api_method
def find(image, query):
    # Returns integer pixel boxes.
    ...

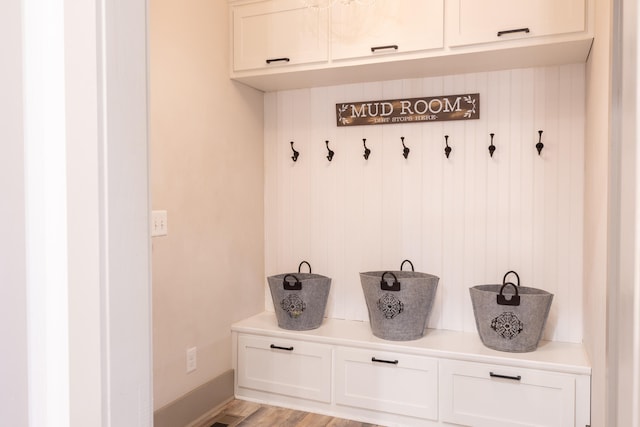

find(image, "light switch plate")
[186,347,197,373]
[151,210,168,237]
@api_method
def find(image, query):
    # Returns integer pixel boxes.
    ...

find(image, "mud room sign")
[336,93,480,127]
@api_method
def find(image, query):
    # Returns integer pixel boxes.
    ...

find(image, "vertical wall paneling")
[264,65,585,343]
[508,70,523,275]
[495,70,513,291]
[568,64,585,342]
[400,79,423,268]
[532,68,548,335]
[518,68,536,304]
[441,74,464,332]
[380,80,403,270]
[349,83,378,321]
[555,66,571,342]
[275,90,291,278]
[293,89,312,265]
[461,71,480,332]
[424,78,444,328]
[264,92,277,310]
[484,72,500,290]
[543,66,561,341]
[308,86,330,314]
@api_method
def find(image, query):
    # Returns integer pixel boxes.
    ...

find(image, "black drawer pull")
[266,57,290,64]
[490,371,521,381]
[270,344,294,351]
[497,28,530,37]
[371,357,399,365]
[371,44,399,52]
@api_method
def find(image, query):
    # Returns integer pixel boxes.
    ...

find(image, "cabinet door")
[334,347,438,420]
[331,0,443,60]
[237,334,332,403]
[232,0,329,71]
[439,359,576,427]
[447,0,586,47]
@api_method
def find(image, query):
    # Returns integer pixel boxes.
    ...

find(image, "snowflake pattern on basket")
[281,294,306,318]
[377,293,404,319]
[491,311,524,339]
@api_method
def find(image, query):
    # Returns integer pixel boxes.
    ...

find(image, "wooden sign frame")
[336,93,479,127]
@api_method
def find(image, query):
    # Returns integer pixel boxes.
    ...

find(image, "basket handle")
[400,259,414,272]
[502,270,520,287]
[298,261,312,274]
[282,274,302,291]
[497,282,520,306]
[380,271,401,291]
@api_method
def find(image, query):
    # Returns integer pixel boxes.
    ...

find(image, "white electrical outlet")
[186,347,197,373]
[151,210,168,237]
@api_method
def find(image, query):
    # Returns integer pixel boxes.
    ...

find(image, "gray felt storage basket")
[469,271,553,353]
[360,260,439,341]
[267,261,331,331]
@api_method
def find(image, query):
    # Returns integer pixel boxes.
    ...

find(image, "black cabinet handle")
[371,44,398,52]
[266,57,290,64]
[497,28,530,37]
[270,344,294,351]
[490,371,521,381]
[371,357,399,365]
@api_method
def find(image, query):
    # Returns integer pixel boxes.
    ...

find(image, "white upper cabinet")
[331,0,443,60]
[447,0,587,47]
[229,0,593,91]
[232,0,329,71]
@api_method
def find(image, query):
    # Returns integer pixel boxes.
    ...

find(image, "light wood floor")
[200,399,386,427]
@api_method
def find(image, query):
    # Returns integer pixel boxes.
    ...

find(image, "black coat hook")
[536,130,544,155]
[363,138,371,160]
[488,133,496,158]
[401,136,410,159]
[290,141,299,162]
[325,140,334,161]
[444,135,452,158]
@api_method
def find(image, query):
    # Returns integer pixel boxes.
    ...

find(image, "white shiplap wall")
[264,64,584,343]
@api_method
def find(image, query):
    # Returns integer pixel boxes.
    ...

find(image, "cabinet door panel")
[331,0,443,60]
[439,359,576,427]
[233,0,329,71]
[334,347,438,420]
[237,335,332,403]
[447,0,586,47]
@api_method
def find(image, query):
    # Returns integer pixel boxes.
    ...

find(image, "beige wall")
[149,0,265,409]
[584,0,612,425]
